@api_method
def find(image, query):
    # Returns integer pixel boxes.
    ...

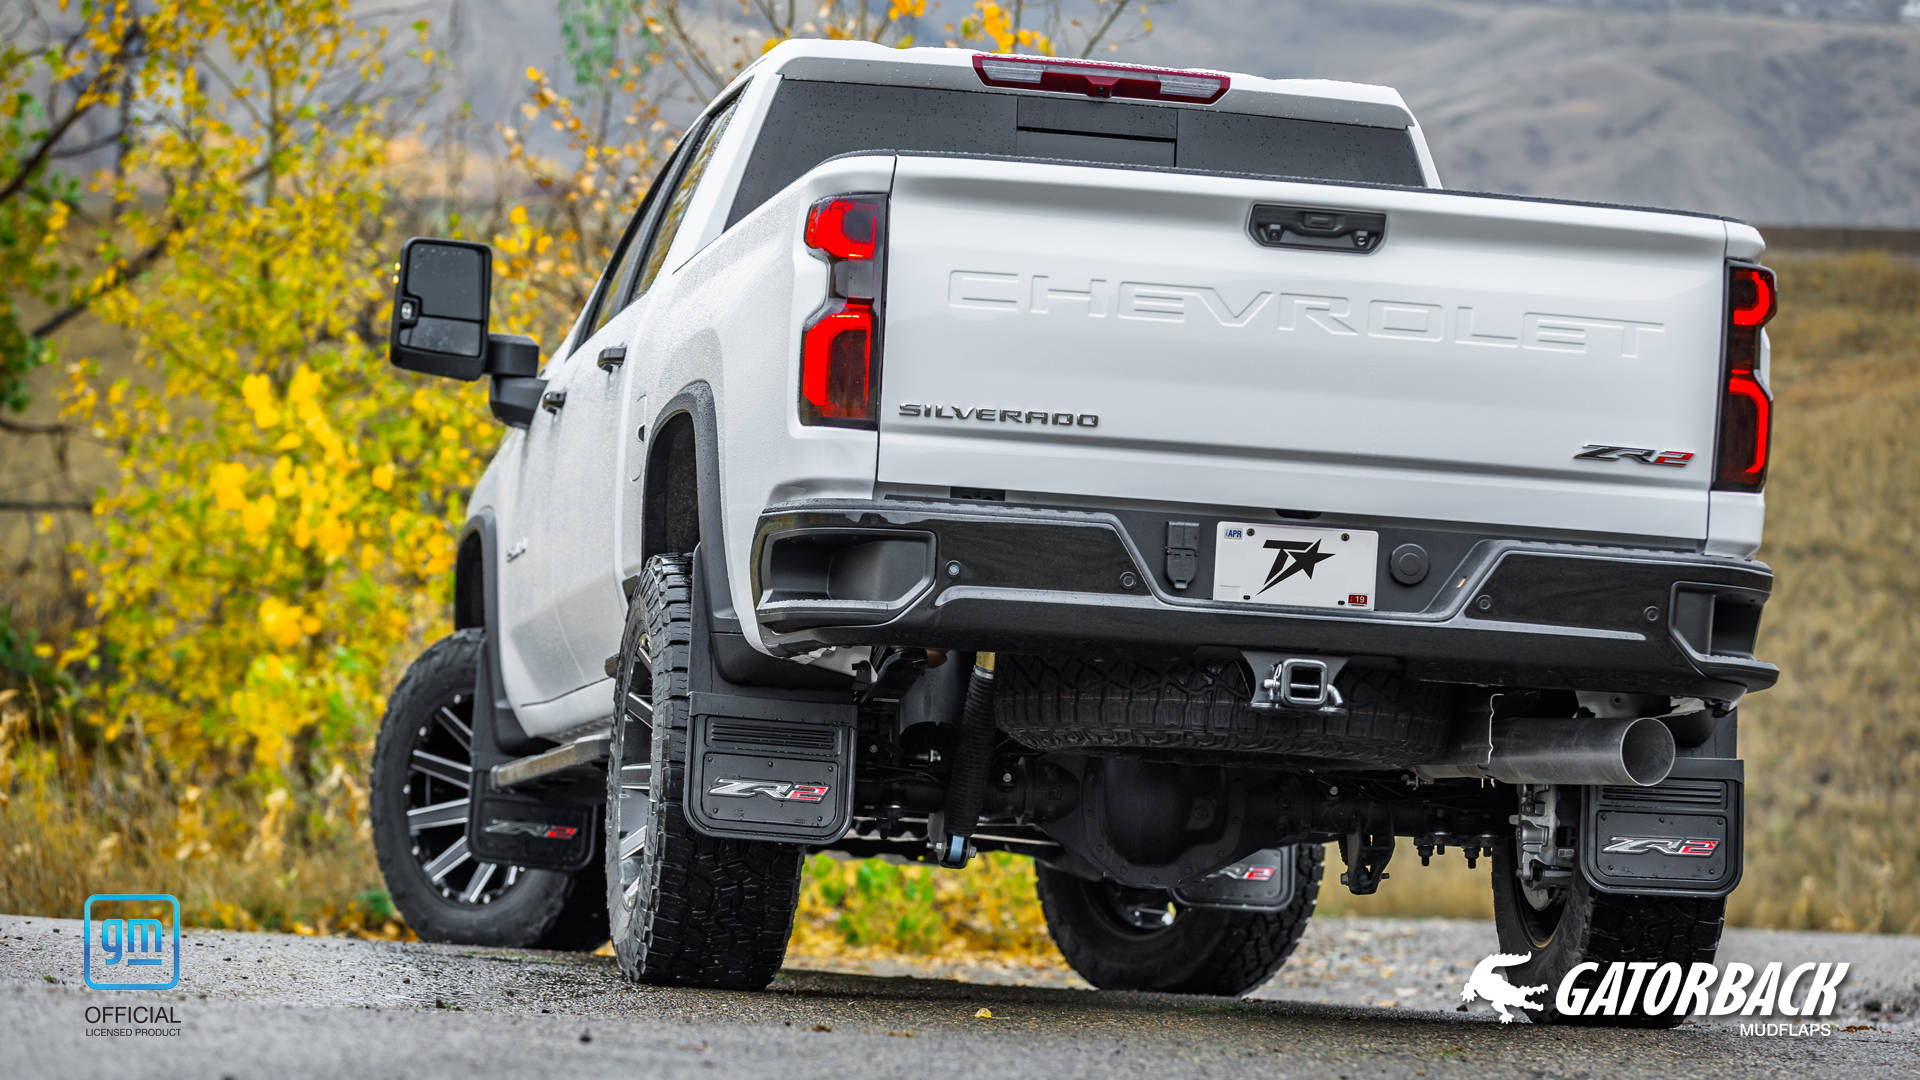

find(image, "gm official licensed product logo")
[1460,951,1850,1031]
[83,893,180,991]
[706,778,829,803]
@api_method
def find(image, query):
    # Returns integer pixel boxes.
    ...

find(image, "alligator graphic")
[1461,953,1550,1023]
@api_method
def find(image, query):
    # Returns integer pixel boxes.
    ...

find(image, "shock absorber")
[938,651,996,868]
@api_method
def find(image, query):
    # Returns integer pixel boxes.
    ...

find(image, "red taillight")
[1714,264,1776,492]
[972,53,1230,104]
[1718,372,1770,483]
[1729,265,1776,328]
[805,198,878,262]
[800,303,873,424]
[799,194,885,428]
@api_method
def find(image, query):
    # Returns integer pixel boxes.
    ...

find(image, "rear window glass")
[728,79,1425,226]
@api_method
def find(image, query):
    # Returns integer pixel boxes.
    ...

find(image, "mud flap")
[463,637,599,872]
[466,775,599,871]
[1172,847,1297,911]
[683,547,856,845]
[1579,757,1742,898]
[684,711,854,843]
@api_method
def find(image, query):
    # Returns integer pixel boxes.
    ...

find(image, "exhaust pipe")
[1480,716,1676,787]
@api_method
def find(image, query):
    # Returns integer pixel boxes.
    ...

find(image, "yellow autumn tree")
[64,1,489,796]
[6,0,1155,939]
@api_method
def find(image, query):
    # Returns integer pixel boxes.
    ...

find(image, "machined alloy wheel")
[371,629,604,948]
[401,687,525,906]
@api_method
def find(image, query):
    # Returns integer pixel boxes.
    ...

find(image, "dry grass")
[2,254,1917,949]
[1325,253,1920,930]
[0,692,398,937]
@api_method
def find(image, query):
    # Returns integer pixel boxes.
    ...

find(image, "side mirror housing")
[390,238,492,380]
[485,335,543,428]
[389,237,547,430]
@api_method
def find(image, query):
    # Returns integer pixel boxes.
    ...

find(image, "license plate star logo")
[1260,538,1334,593]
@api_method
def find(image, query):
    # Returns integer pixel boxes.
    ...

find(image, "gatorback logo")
[707,778,829,803]
[1461,952,1849,1025]
[947,271,1667,361]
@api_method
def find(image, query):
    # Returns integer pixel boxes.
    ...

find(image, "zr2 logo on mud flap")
[706,778,829,803]
[483,819,579,840]
[1601,835,1719,857]
[1211,865,1278,881]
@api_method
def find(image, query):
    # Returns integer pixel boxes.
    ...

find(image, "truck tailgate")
[876,157,1735,541]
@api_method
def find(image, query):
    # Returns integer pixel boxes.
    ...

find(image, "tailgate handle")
[1249,204,1386,253]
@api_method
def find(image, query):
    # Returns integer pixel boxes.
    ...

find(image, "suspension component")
[936,651,997,867]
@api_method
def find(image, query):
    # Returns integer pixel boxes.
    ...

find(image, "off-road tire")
[996,655,1452,765]
[605,553,804,988]
[1035,845,1323,996]
[371,630,599,948]
[1491,832,1725,1027]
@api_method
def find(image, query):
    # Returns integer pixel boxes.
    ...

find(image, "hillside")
[1136,0,1920,224]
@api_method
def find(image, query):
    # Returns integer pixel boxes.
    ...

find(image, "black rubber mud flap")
[1579,758,1743,898]
[1172,847,1298,911]
[681,546,856,845]
[466,774,599,871]
[462,639,599,873]
[684,712,854,843]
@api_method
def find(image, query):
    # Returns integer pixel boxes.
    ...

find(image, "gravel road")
[4,912,1917,1079]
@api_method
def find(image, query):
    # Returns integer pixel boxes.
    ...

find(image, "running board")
[492,732,611,789]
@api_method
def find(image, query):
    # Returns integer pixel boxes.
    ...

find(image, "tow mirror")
[388,237,546,429]
[390,238,493,380]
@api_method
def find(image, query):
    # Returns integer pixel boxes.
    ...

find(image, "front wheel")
[1035,845,1323,996]
[604,553,804,988]
[370,630,604,948]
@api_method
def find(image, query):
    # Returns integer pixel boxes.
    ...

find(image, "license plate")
[1212,522,1378,610]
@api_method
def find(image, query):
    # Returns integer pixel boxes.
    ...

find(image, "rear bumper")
[749,499,1776,702]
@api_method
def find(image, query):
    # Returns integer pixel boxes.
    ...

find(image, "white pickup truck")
[370,40,1775,1023]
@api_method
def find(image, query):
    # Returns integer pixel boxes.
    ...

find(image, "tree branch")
[0,499,92,513]
[1077,0,1130,57]
[0,416,71,435]
[0,23,142,206]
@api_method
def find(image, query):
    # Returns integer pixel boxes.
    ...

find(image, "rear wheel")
[1035,845,1323,996]
[605,553,804,988]
[1491,826,1725,1027]
[371,630,603,948]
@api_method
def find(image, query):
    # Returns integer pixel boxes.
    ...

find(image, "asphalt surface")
[4,912,1918,1079]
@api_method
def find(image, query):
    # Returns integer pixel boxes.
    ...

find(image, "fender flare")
[642,380,736,625]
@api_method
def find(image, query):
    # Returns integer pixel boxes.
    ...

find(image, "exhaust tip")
[1618,717,1677,787]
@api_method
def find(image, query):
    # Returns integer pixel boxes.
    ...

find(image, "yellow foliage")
[56,0,491,791]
